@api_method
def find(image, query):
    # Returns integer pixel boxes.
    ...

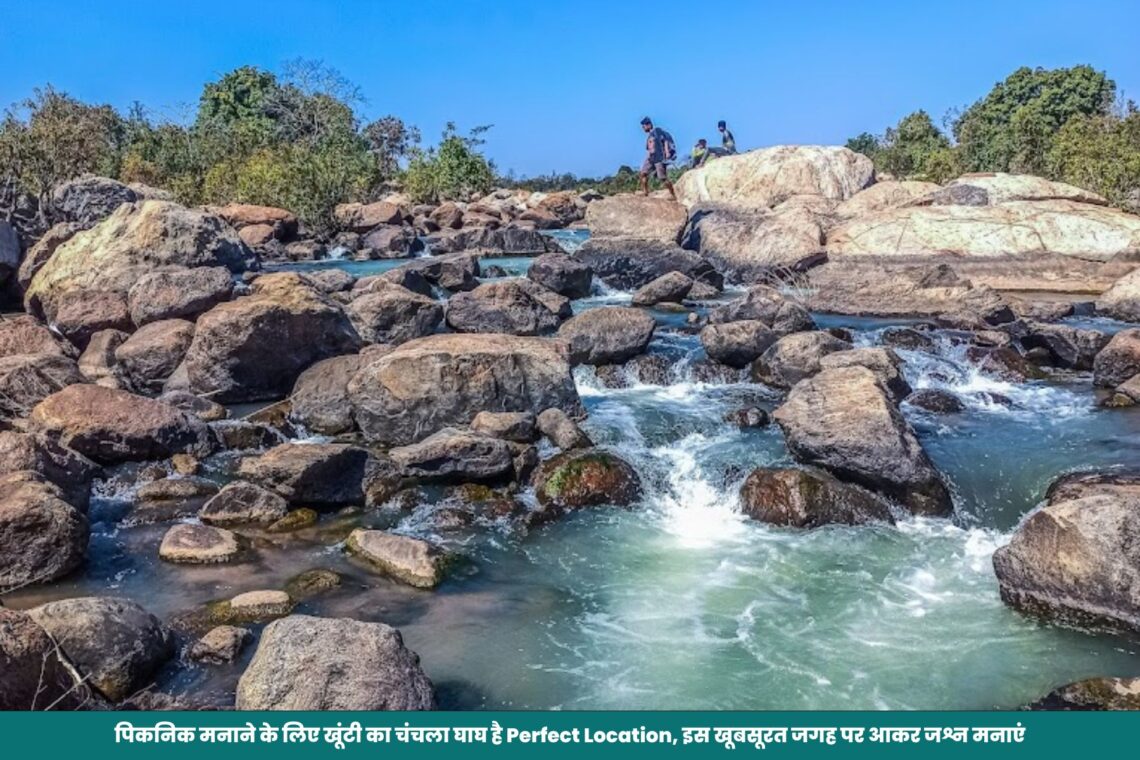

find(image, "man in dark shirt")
[639,117,676,200]
[718,120,737,154]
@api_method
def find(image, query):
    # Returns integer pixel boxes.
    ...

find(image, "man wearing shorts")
[639,117,676,200]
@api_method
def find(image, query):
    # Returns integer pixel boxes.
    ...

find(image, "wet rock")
[558,306,656,366]
[1018,322,1109,370]
[346,283,443,345]
[1030,677,1140,710]
[751,331,852,389]
[906,389,966,414]
[133,477,220,523]
[237,443,371,508]
[208,420,286,451]
[967,345,1048,382]
[1044,470,1140,507]
[631,271,694,306]
[708,286,813,334]
[159,390,227,422]
[773,366,952,516]
[0,431,100,509]
[818,347,911,401]
[284,568,342,600]
[0,353,84,421]
[445,279,568,335]
[724,407,770,428]
[880,326,935,352]
[470,411,538,443]
[0,608,85,710]
[1093,328,1140,388]
[1096,268,1140,322]
[700,321,779,368]
[200,481,289,526]
[527,253,593,299]
[346,529,449,589]
[391,253,479,292]
[993,491,1140,633]
[159,523,243,564]
[115,319,195,394]
[574,237,722,291]
[29,384,209,464]
[51,289,132,348]
[536,408,592,450]
[389,428,515,483]
[127,267,234,327]
[28,597,175,703]
[228,590,294,620]
[361,225,423,258]
[187,625,252,665]
[348,333,581,446]
[739,467,895,528]
[235,614,434,710]
[0,477,88,590]
[534,448,642,510]
[266,508,319,533]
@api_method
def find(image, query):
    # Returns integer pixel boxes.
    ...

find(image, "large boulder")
[184,273,361,402]
[574,237,722,291]
[739,467,895,528]
[1019,322,1109,370]
[676,146,874,209]
[389,428,515,483]
[390,253,479,292]
[348,333,582,446]
[0,477,88,589]
[200,481,288,526]
[1096,268,1140,322]
[50,289,132,347]
[25,200,251,322]
[360,225,424,258]
[807,263,1012,321]
[114,319,195,394]
[51,175,137,226]
[0,353,84,421]
[346,283,442,345]
[0,608,83,710]
[0,431,100,509]
[0,315,75,359]
[289,354,368,436]
[534,448,642,510]
[1030,677,1140,710]
[235,615,434,710]
[527,253,593,299]
[699,321,778,368]
[930,173,1109,206]
[751,331,852,389]
[1093,329,1140,387]
[707,285,814,332]
[445,279,568,335]
[16,222,83,291]
[631,271,693,306]
[680,202,826,280]
[127,266,234,326]
[214,203,298,238]
[584,194,686,242]
[834,180,941,219]
[335,201,406,232]
[346,530,449,588]
[558,306,656,366]
[237,443,371,508]
[818,347,911,401]
[28,384,209,464]
[993,490,1140,633]
[27,597,174,702]
[773,366,952,515]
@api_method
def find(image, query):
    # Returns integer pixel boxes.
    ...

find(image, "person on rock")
[718,120,737,154]
[690,138,729,168]
[639,117,677,201]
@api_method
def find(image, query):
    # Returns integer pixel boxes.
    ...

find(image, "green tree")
[1047,106,1140,210]
[404,123,495,203]
[845,132,881,160]
[875,110,953,180]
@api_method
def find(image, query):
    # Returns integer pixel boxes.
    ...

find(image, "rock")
[29,384,208,464]
[0,608,84,710]
[680,202,826,280]
[389,428,515,483]
[347,283,443,345]
[1009,298,1075,322]
[0,353,84,421]
[574,237,722,291]
[1030,677,1140,710]
[445,279,567,335]
[132,477,220,524]
[185,272,361,403]
[818,347,911,401]
[906,389,966,414]
[993,492,1140,633]
[0,478,88,589]
[346,529,449,589]
[17,222,84,292]
[159,523,243,564]
[0,431,100,509]
[239,224,276,248]
[724,406,770,428]
[267,508,319,533]
[357,268,433,298]
[527,253,593,299]
[77,329,128,387]
[429,202,464,230]
[470,411,538,443]
[288,354,365,436]
[51,175,137,225]
[1095,268,1140,322]
[880,327,935,352]
[25,200,250,324]
[0,315,75,359]
[751,331,852,389]
[228,590,294,620]
[51,289,132,347]
[284,568,342,600]
[392,253,479,292]
[115,319,195,394]
[558,307,656,366]
[200,481,289,526]
[209,420,285,451]
[127,267,234,326]
[235,614,434,710]
[739,467,895,528]
[631,271,693,306]
[773,366,952,515]
[699,321,779,368]
[28,597,174,702]
[361,225,424,258]
[536,408,592,450]
[1018,322,1109,370]
[303,269,356,294]
[348,334,581,446]
[215,203,297,236]
[834,180,941,219]
[584,194,686,242]
[931,173,1109,206]
[159,390,227,422]
[707,286,814,333]
[237,443,370,508]
[335,201,406,231]
[1093,329,1140,387]
[677,145,873,209]
[188,625,252,665]
[534,449,642,510]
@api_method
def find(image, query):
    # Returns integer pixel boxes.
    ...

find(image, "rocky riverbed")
[3,151,1140,711]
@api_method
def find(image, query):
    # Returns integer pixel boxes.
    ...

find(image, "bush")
[404,124,495,203]
[1047,109,1140,210]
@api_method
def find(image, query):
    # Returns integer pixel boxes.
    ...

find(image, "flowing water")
[9,267,1140,710]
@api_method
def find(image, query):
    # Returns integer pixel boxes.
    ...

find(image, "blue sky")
[1,0,1137,177]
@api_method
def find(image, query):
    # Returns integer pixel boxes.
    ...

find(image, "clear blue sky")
[1,0,1137,177]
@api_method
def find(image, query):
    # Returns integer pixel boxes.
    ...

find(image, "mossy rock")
[284,568,342,600]
[535,449,642,510]
[266,507,319,533]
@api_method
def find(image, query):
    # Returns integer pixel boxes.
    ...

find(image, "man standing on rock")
[639,117,677,201]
